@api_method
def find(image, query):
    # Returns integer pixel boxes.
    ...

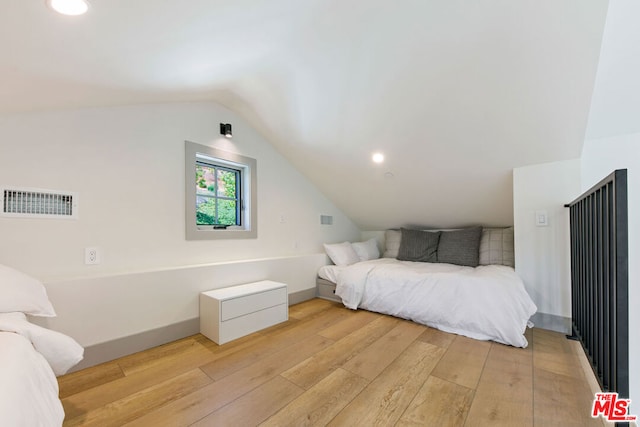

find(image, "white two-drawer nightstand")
[200,280,288,344]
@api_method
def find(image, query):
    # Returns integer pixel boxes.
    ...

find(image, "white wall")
[0,102,360,280]
[513,159,581,318]
[582,133,639,408]
[514,141,639,405]
[39,254,327,347]
[0,102,361,345]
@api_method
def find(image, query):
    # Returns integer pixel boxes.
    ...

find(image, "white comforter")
[334,258,537,347]
[0,313,84,427]
[0,332,65,427]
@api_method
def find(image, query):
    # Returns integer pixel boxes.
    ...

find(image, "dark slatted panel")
[565,169,628,422]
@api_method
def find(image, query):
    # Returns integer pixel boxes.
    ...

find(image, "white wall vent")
[1,187,78,219]
[320,214,333,225]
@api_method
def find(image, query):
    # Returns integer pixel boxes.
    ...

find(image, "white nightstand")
[200,280,288,345]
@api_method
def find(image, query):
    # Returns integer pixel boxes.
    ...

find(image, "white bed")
[321,228,537,348]
[1,264,84,427]
[0,331,65,426]
[325,258,536,347]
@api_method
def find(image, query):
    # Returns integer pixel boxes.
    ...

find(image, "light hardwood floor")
[58,298,604,426]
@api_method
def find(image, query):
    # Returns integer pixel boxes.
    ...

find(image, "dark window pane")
[196,165,216,196]
[217,169,236,198]
[217,199,237,225]
[196,197,216,225]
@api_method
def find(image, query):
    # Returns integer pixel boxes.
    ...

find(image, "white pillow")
[351,238,380,261]
[382,229,402,258]
[323,242,360,266]
[0,264,56,317]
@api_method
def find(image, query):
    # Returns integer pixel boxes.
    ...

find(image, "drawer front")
[219,303,288,344]
[317,282,340,302]
[221,286,287,321]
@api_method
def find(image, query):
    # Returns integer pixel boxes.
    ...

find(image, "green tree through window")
[195,163,240,226]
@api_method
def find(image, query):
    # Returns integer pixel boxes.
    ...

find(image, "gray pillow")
[479,227,515,267]
[437,227,482,267]
[397,228,441,262]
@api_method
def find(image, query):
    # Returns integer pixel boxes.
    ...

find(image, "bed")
[1,264,84,427]
[320,227,537,348]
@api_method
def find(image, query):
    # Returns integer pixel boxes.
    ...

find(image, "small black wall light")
[220,123,232,138]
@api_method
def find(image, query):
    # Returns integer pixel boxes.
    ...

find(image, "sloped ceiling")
[0,1,609,230]
[586,0,640,140]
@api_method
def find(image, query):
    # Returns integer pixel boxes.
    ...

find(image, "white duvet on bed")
[0,312,84,427]
[318,264,345,283]
[0,312,84,376]
[334,258,537,347]
[0,332,65,427]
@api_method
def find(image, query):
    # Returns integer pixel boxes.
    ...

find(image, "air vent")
[320,214,333,225]
[1,187,78,219]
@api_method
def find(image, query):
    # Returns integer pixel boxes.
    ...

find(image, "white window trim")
[185,141,257,240]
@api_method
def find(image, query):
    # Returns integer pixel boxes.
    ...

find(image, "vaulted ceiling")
[0,1,613,229]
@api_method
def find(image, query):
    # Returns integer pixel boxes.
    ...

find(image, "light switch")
[535,210,548,227]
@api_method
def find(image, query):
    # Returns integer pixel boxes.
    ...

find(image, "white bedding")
[318,264,345,283]
[0,313,84,427]
[0,332,65,427]
[334,258,537,347]
[0,312,84,376]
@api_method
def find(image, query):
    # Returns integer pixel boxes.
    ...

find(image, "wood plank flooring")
[58,298,604,426]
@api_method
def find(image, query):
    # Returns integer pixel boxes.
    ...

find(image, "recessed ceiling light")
[372,153,384,164]
[46,0,90,16]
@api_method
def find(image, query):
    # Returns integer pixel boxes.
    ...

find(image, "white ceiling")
[0,0,611,229]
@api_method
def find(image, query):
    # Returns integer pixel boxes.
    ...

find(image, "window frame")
[185,141,257,240]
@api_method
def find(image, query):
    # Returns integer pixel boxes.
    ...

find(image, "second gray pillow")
[397,228,441,262]
[437,227,483,267]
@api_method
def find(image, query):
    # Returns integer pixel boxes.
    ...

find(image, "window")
[196,163,240,227]
[185,141,257,240]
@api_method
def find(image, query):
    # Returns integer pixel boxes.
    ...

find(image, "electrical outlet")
[85,247,100,265]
